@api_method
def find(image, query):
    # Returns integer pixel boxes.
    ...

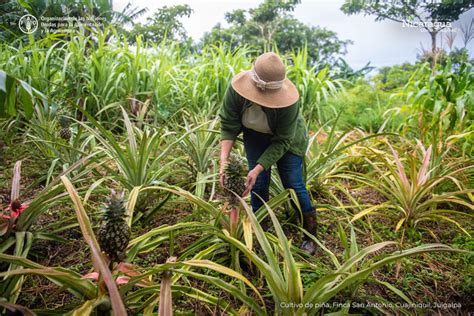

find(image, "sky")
[114,0,474,69]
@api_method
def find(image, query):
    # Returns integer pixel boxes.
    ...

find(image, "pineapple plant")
[10,199,22,211]
[223,154,246,205]
[97,190,131,262]
[58,116,72,140]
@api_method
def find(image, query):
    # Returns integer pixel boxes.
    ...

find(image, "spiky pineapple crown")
[102,190,127,222]
[223,154,246,201]
[59,115,71,128]
[224,154,245,179]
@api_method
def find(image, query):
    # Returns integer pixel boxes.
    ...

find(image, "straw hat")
[231,52,299,108]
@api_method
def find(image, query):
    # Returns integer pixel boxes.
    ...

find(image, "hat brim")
[231,70,299,108]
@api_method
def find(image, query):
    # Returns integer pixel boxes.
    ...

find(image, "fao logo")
[19,14,38,34]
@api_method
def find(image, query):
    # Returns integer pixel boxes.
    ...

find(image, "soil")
[1,137,473,314]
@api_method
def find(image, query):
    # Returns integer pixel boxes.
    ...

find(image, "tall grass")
[1,27,342,126]
[1,26,473,314]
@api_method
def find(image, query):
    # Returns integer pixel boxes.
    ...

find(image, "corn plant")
[179,44,252,116]
[0,70,46,120]
[1,30,354,126]
[0,37,64,99]
[394,61,473,157]
[287,47,345,126]
[147,40,186,122]
[341,140,473,239]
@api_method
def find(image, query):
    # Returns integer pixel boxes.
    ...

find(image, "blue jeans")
[242,127,313,214]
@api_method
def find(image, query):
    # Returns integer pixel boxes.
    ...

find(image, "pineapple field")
[0,12,473,316]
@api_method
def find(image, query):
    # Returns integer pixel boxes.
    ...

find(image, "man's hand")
[243,164,265,197]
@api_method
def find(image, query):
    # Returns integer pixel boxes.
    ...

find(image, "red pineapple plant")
[0,161,28,236]
[222,154,246,236]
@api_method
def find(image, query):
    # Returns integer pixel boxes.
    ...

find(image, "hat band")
[250,67,284,91]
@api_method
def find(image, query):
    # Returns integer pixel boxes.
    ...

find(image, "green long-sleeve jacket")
[219,85,309,170]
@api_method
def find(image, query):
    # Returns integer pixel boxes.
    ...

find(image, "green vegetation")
[0,0,473,314]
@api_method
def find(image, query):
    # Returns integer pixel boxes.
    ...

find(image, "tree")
[128,5,193,44]
[113,2,148,27]
[333,58,374,81]
[247,0,300,51]
[341,0,474,67]
[372,63,421,91]
[201,0,351,66]
[272,17,352,66]
[0,0,25,42]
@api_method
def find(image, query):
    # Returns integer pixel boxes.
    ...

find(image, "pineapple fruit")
[98,190,131,262]
[10,199,22,211]
[223,154,246,205]
[58,116,72,140]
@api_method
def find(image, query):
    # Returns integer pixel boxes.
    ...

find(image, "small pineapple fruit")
[10,199,22,211]
[58,116,72,141]
[98,190,131,262]
[223,154,246,204]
